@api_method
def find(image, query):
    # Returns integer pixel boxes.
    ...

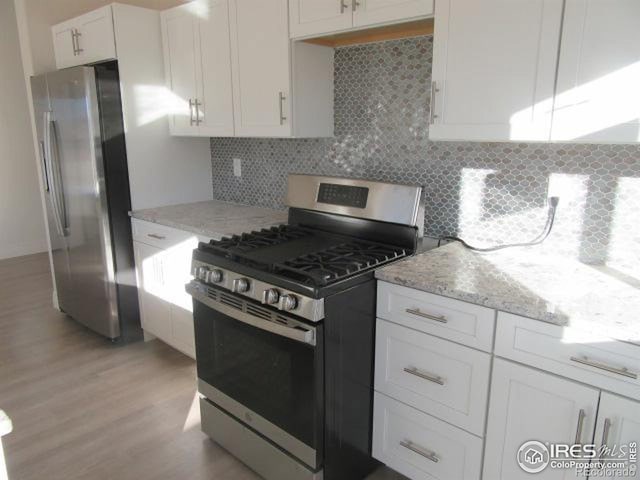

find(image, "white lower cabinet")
[132,219,204,359]
[376,283,640,480]
[483,358,600,480]
[593,392,640,477]
[374,319,490,436]
[373,392,483,480]
[134,241,173,342]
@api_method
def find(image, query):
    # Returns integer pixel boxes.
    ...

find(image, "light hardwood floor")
[0,253,403,480]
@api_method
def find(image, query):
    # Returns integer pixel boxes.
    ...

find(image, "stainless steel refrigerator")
[31,62,141,341]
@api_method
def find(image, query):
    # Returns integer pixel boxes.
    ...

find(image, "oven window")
[194,301,323,449]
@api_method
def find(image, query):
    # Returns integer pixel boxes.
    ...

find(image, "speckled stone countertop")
[130,200,287,239]
[376,242,640,345]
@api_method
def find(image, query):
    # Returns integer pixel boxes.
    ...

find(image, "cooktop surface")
[197,224,408,294]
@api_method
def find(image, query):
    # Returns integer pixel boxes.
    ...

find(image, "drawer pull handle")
[570,356,637,379]
[147,233,166,240]
[405,308,447,323]
[404,366,445,385]
[400,440,439,463]
[600,418,612,460]
[574,409,586,445]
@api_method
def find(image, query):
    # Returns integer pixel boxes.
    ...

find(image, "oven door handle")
[187,283,317,346]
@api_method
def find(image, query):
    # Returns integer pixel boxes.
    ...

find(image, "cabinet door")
[289,0,353,38]
[229,0,292,137]
[133,241,172,342]
[353,0,432,28]
[484,359,600,480]
[161,6,199,136]
[593,392,640,477]
[52,23,78,69]
[75,6,116,65]
[196,0,235,136]
[160,234,199,358]
[430,0,563,142]
[551,0,640,143]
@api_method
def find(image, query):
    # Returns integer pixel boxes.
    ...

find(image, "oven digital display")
[317,183,369,208]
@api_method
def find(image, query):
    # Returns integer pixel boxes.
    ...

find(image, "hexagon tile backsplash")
[211,36,640,272]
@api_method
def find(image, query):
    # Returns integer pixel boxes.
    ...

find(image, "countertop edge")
[374,271,567,327]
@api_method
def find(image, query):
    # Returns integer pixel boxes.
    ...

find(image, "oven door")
[188,281,323,470]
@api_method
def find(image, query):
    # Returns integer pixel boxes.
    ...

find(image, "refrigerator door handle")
[39,140,50,192]
[44,111,69,237]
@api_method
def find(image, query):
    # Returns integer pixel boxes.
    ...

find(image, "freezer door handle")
[44,111,69,237]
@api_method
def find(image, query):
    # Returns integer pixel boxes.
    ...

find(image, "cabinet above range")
[289,0,434,39]
[161,0,334,138]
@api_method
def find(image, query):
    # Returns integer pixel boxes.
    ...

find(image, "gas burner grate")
[204,225,312,256]
[274,241,407,286]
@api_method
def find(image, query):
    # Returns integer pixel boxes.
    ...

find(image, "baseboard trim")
[0,239,47,260]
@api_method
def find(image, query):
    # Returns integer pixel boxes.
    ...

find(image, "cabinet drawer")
[377,282,495,352]
[375,319,490,435]
[496,312,640,400]
[132,218,201,249]
[373,392,483,480]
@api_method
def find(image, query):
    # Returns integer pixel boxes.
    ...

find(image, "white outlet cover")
[233,158,242,177]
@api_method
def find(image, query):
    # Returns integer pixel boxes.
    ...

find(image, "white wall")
[0,0,47,260]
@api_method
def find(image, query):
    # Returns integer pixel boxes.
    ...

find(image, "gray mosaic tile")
[211,36,640,270]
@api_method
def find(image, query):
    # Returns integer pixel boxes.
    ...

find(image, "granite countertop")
[130,200,288,239]
[376,242,640,345]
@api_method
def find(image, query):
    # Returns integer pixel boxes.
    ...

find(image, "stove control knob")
[206,269,223,283]
[195,266,209,281]
[232,277,250,293]
[261,288,280,305]
[279,294,298,311]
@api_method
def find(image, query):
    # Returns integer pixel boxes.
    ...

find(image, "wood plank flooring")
[0,253,403,480]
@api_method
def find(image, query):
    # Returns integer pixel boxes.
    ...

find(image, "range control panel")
[317,183,369,209]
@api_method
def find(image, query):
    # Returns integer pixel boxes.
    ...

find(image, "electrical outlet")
[233,158,242,177]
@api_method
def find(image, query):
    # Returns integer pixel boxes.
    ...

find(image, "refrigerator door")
[30,74,73,311]
[45,67,120,338]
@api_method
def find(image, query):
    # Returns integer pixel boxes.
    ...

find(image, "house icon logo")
[517,441,550,473]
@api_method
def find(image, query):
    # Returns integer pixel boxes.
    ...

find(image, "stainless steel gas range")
[186,175,424,480]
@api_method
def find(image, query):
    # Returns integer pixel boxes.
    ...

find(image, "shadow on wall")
[209,36,640,279]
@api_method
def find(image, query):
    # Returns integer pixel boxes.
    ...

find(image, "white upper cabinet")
[229,0,334,137]
[289,0,353,38]
[162,0,333,138]
[52,6,116,70]
[197,0,236,136]
[429,0,563,142]
[484,359,600,480]
[353,0,433,28]
[551,0,640,143]
[161,0,235,136]
[289,0,433,39]
[229,0,293,137]
[52,23,78,70]
[162,7,199,135]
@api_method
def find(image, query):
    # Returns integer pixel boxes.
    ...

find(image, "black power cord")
[438,196,560,252]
